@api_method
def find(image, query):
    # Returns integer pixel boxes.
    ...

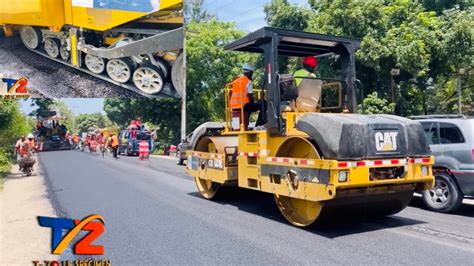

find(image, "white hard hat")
[242,63,255,72]
[27,133,34,139]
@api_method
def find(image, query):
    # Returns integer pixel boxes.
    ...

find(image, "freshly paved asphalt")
[38,150,474,265]
[0,35,137,98]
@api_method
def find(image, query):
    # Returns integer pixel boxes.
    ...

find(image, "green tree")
[0,99,30,175]
[75,113,112,134]
[358,92,396,114]
[185,0,214,23]
[264,0,311,30]
[186,19,256,131]
[265,0,473,115]
[104,98,182,144]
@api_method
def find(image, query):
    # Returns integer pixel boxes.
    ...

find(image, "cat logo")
[375,131,398,151]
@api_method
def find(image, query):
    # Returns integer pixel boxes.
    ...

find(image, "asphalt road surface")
[38,151,474,264]
[0,35,137,98]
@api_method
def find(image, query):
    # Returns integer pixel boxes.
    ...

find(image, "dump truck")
[36,110,72,151]
[186,27,435,227]
[0,0,184,97]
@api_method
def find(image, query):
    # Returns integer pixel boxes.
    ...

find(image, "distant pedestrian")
[110,133,119,159]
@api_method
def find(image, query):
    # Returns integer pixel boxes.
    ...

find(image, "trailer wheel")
[20,26,41,50]
[44,38,61,58]
[133,64,165,95]
[85,54,106,74]
[107,58,135,83]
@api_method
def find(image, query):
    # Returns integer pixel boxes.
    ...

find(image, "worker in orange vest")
[109,133,119,159]
[229,63,266,128]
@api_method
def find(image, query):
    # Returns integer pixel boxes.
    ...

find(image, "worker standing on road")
[293,56,317,87]
[229,63,266,128]
[129,127,138,152]
[72,133,79,150]
[110,133,119,159]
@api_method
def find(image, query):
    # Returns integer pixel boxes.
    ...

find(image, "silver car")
[412,115,474,212]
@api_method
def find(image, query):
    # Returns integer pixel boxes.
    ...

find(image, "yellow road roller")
[186,27,435,227]
[0,0,184,97]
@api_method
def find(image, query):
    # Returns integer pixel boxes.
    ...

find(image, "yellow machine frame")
[188,88,434,201]
[0,0,182,32]
[187,84,434,226]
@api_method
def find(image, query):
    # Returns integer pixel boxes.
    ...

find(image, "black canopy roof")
[224,27,360,57]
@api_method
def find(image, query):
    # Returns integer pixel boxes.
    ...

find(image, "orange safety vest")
[229,76,251,109]
[20,141,30,157]
[111,136,119,147]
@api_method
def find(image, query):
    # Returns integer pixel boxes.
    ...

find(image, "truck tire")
[422,172,463,213]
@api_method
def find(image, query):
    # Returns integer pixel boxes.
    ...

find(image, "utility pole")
[180,33,187,142]
[457,68,465,115]
[390,68,400,104]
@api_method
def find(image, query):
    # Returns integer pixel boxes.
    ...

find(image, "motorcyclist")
[18,137,34,173]
[27,133,37,154]
[15,135,26,162]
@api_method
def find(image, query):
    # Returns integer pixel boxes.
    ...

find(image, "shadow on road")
[188,187,426,238]
[409,196,474,218]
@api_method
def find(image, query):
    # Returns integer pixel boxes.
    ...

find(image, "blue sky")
[20,98,105,115]
[203,0,309,31]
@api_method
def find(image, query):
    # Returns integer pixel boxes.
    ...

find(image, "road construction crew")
[110,133,119,159]
[229,63,265,128]
[15,136,26,161]
[27,133,36,153]
[294,56,318,87]
[73,133,79,149]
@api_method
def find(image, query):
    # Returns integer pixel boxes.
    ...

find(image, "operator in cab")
[229,63,266,129]
[294,56,318,87]
[292,56,322,112]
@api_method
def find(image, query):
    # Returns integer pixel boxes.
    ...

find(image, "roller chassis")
[187,122,434,226]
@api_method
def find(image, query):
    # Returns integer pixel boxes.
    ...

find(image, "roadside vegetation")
[0,99,31,181]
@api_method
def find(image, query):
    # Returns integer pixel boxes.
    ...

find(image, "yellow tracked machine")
[0,0,184,97]
[187,28,435,227]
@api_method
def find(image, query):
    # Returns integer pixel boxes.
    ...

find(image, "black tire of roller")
[155,57,171,81]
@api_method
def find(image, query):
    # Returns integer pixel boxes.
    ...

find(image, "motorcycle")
[19,156,36,176]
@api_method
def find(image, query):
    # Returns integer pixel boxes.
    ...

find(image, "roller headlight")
[421,166,429,176]
[338,170,348,182]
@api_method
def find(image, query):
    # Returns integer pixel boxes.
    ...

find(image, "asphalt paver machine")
[186,27,435,227]
[0,0,184,97]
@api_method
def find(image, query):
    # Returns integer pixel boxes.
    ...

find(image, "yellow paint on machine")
[0,0,182,32]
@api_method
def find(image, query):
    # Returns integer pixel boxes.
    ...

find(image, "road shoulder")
[0,156,56,264]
